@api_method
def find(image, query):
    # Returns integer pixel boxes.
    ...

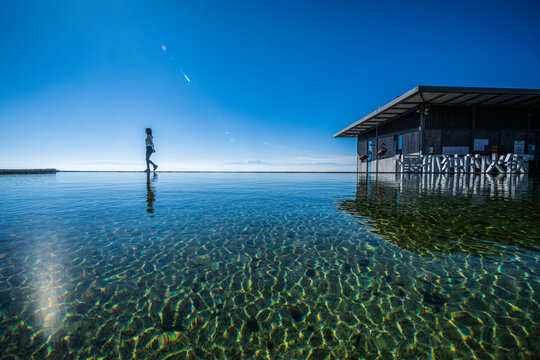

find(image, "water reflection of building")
[361,173,534,200]
[338,174,539,257]
[334,86,540,173]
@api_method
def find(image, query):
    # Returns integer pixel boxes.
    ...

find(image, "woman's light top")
[145,134,154,150]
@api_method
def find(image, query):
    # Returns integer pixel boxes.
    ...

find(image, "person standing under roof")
[145,128,158,172]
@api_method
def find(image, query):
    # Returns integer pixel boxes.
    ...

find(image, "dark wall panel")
[441,129,471,147]
[531,109,540,129]
[424,129,442,154]
[476,108,528,129]
[426,106,472,129]
[358,129,376,141]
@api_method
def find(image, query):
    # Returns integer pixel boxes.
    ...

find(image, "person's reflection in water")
[146,172,157,217]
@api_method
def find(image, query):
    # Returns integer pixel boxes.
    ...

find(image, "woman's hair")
[145,128,153,136]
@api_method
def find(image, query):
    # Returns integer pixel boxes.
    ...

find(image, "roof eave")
[334,86,420,138]
[334,85,540,138]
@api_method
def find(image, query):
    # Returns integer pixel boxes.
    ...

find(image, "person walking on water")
[145,128,158,172]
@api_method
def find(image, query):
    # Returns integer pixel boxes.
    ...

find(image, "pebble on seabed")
[358,259,370,267]
[246,317,259,332]
[289,306,304,322]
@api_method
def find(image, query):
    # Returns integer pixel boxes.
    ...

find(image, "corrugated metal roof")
[334,86,540,138]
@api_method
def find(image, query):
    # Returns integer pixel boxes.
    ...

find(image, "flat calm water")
[0,173,538,359]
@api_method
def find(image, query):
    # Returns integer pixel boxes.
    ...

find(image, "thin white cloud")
[282,155,357,166]
[83,161,141,165]
[263,141,312,154]
[220,155,356,171]
[226,160,271,165]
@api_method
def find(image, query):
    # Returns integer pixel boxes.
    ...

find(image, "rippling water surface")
[0,173,538,359]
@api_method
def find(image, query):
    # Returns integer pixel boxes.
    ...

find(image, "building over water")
[335,86,540,173]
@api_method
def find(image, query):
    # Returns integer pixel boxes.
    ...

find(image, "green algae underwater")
[0,173,538,359]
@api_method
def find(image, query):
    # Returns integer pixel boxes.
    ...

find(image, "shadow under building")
[334,86,540,173]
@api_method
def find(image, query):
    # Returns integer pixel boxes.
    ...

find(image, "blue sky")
[1,0,539,171]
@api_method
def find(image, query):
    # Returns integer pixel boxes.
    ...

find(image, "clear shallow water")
[0,173,538,359]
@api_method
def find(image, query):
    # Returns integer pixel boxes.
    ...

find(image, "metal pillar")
[375,125,379,173]
[419,104,425,155]
[471,106,476,153]
[356,136,360,173]
[526,109,531,158]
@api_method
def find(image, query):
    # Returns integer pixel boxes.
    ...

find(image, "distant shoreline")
[0,169,57,174]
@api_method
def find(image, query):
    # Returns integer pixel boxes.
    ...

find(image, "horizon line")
[57,170,359,173]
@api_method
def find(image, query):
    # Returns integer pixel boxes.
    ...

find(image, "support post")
[419,104,425,156]
[375,125,379,173]
[471,106,476,153]
[526,109,531,162]
[356,136,359,173]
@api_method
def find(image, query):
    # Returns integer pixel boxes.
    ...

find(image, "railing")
[397,153,529,174]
